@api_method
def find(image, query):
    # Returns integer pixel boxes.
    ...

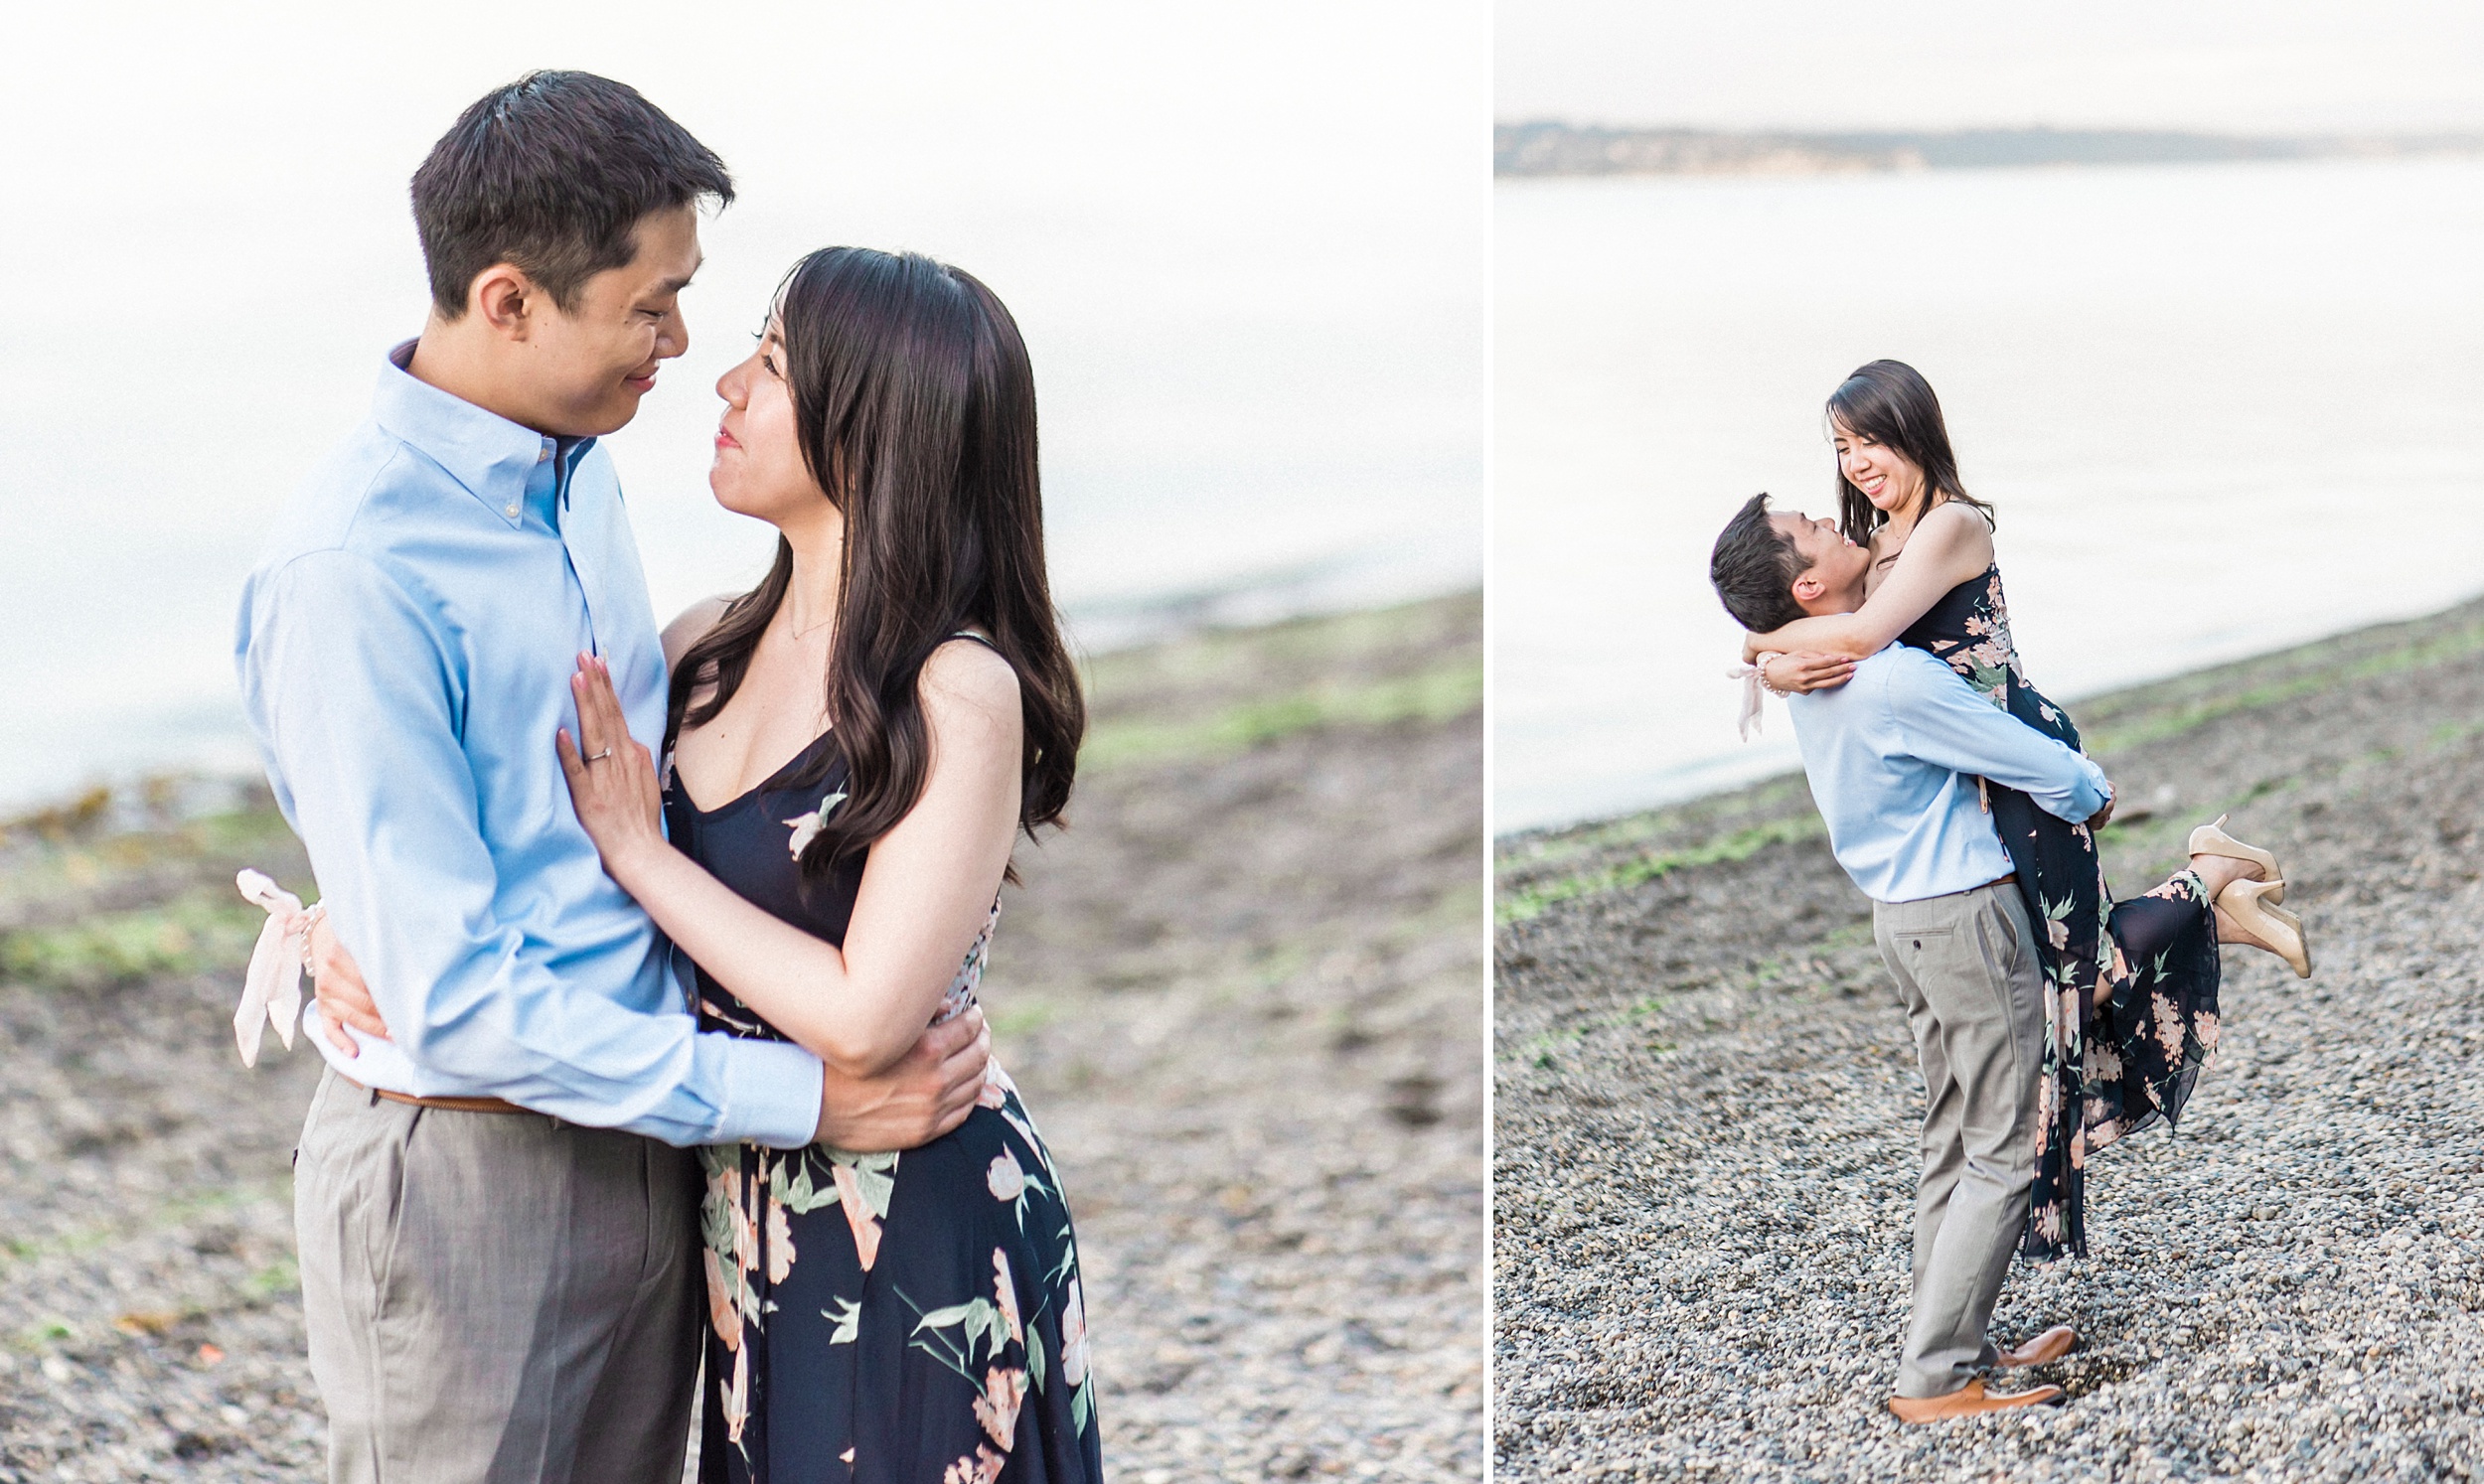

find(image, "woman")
[1740,359,2310,1260]
[557,247,1098,1481]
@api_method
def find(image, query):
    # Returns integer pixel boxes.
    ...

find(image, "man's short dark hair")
[411,72,733,318]
[1709,493,1808,633]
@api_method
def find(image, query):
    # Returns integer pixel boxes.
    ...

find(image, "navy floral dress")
[1900,566,2223,1260]
[664,731,1101,1483]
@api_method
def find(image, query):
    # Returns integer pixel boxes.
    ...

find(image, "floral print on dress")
[691,1045,1098,1480]
[782,791,849,859]
[1901,563,2224,1261]
[665,740,1101,1483]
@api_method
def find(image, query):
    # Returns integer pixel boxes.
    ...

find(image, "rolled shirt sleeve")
[1879,649,2109,824]
[240,548,822,1148]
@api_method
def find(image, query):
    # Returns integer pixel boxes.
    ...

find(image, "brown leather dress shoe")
[1995,1324,2077,1368]
[1887,1379,2066,1423]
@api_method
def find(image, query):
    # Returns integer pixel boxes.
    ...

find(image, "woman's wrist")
[1756,652,1789,697]
[601,830,675,894]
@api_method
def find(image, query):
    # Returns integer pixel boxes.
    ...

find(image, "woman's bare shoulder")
[1916,500,1997,561]
[661,595,737,670]
[922,635,1019,703]
[1921,498,1997,539]
[919,636,1022,744]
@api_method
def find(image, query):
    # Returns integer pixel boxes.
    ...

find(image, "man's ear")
[1790,569,1825,604]
[469,263,538,341]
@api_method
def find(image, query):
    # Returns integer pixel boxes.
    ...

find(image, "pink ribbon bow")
[233,868,317,1067]
[1726,652,1785,742]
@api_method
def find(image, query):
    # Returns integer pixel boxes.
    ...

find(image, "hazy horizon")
[1498,1,2484,136]
[1491,119,2482,138]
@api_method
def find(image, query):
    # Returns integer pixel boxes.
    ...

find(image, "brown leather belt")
[343,1075,525,1114]
[1988,873,2018,888]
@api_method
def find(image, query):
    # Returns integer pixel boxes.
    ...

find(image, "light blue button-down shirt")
[235,343,822,1148]
[1786,645,2110,905]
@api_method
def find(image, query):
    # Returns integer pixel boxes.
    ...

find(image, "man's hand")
[305,914,390,1056]
[815,1005,992,1151]
[1764,650,1857,695]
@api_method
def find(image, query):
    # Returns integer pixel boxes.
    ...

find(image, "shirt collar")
[371,340,597,529]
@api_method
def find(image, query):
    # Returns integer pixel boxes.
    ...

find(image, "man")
[1707,494,2103,1422]
[235,74,987,1482]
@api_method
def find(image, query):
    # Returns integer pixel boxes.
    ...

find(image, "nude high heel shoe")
[2190,814,2282,905]
[2218,877,2311,978]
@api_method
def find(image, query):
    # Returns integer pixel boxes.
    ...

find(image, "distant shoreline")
[1060,548,1479,656]
[0,561,1481,819]
[1501,587,2484,837]
[1495,591,2484,904]
[1494,121,2484,178]
[1,589,1485,839]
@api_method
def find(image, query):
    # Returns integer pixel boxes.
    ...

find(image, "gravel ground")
[0,593,1483,1481]
[1493,597,2484,1481]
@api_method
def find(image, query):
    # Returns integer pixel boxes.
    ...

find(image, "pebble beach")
[0,593,1484,1481]
[1493,596,2484,1480]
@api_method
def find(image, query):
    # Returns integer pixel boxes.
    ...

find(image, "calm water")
[1495,158,2484,834]
[0,8,1484,812]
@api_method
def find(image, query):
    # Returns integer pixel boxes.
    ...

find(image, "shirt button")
[538,445,551,463]
[505,503,521,518]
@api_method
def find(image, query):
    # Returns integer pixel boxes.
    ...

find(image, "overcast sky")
[1498,0,2484,134]
[0,1,1488,804]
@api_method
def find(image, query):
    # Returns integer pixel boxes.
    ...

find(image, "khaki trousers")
[1873,880,2047,1401]
[293,1067,701,1483]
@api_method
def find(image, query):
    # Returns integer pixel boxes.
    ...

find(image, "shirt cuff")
[2071,763,2109,822]
[713,1034,825,1148]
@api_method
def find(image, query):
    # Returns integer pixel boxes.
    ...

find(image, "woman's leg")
[2098,866,2223,1135]
[2108,874,2206,965]
[2113,853,2278,958]
[2190,853,2260,905]
[2188,853,2272,948]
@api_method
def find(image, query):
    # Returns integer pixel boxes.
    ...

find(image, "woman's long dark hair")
[666,247,1084,878]
[1827,360,1993,545]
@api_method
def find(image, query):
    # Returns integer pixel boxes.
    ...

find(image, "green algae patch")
[1084,656,1481,772]
[1495,814,1824,925]
[1076,592,1481,773]
[0,890,270,990]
